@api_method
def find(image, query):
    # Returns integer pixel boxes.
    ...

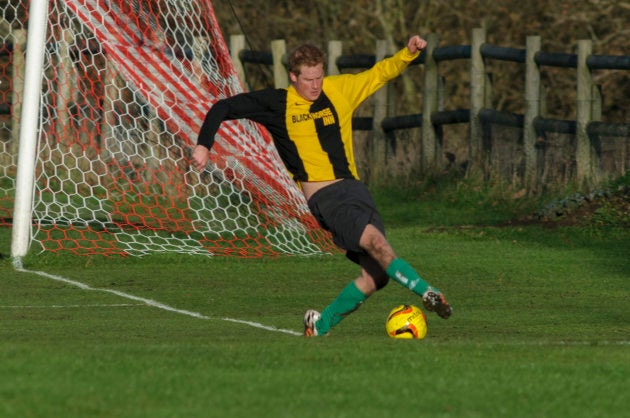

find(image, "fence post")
[422,33,439,172]
[469,28,486,173]
[230,34,248,90]
[10,29,26,162]
[271,39,287,88]
[192,36,210,87]
[327,40,342,76]
[524,35,541,188]
[100,59,118,162]
[576,39,594,185]
[369,39,390,184]
[55,28,74,148]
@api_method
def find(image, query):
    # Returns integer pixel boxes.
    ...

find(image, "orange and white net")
[3,0,334,257]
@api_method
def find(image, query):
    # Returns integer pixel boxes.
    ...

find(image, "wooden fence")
[1,27,629,190]
[231,28,630,189]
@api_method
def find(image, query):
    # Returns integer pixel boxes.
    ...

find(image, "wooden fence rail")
[231,28,630,188]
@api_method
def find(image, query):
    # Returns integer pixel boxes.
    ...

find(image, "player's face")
[290,64,324,102]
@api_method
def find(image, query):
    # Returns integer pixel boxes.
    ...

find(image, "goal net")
[7,0,335,257]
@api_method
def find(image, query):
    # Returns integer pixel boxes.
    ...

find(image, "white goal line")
[0,303,143,308]
[11,265,628,345]
[12,264,302,337]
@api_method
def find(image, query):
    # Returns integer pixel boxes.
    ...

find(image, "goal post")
[11,0,49,261]
[9,0,335,260]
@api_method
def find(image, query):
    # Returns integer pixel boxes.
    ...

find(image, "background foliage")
[213,0,629,121]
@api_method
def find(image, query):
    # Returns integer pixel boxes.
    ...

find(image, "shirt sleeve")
[327,47,420,109]
[196,88,281,149]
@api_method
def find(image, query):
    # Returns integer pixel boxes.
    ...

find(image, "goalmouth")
[10,0,335,260]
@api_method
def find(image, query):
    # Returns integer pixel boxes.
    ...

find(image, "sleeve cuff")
[399,47,420,62]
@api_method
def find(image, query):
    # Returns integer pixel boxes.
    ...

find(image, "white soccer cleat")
[303,309,321,337]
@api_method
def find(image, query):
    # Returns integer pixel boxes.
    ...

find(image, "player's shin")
[385,258,434,296]
[316,281,366,335]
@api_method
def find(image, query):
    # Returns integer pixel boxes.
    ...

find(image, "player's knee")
[360,225,395,262]
[360,224,383,248]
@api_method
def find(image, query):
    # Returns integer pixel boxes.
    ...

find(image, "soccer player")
[192,35,452,336]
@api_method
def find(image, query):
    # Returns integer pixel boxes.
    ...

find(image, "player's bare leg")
[359,224,452,319]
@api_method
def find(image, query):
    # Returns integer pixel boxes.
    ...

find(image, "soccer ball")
[385,304,427,339]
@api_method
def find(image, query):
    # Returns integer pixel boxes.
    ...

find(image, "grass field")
[1,185,629,418]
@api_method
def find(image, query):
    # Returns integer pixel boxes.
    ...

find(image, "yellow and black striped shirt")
[197,47,420,182]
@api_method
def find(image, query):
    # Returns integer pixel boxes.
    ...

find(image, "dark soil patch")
[505,186,630,228]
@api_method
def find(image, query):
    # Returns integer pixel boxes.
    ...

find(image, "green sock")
[316,281,366,336]
[386,258,435,296]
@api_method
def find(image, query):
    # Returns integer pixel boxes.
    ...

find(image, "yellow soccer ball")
[385,304,428,339]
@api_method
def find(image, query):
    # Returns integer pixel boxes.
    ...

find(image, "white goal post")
[11,0,49,261]
[9,0,335,260]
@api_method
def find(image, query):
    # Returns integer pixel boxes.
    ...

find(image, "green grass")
[1,186,629,418]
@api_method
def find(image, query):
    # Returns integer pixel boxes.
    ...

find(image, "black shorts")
[307,179,385,264]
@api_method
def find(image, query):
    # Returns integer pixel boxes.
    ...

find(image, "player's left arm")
[330,35,425,107]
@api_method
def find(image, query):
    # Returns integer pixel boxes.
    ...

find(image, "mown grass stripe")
[14,266,302,337]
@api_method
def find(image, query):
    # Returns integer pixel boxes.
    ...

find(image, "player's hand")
[407,35,427,54]
[192,145,210,171]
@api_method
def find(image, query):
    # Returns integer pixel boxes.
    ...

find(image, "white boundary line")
[11,266,629,345]
[1,303,142,308]
[14,266,302,337]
